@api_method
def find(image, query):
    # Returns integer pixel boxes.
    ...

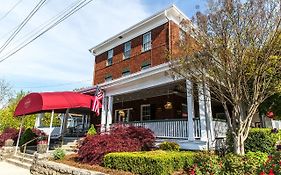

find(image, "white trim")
[140,104,151,121]
[89,5,191,56]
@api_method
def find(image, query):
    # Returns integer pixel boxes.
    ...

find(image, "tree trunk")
[233,134,245,155]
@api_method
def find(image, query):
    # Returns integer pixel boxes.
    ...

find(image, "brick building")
[82,5,228,150]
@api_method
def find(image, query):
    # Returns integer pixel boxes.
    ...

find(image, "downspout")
[164,10,172,53]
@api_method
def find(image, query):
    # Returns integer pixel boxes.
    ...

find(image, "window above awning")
[14,91,96,117]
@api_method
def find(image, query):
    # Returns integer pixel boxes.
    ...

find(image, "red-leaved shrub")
[0,127,20,147]
[78,124,155,165]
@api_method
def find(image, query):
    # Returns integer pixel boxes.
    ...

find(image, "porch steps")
[60,137,81,152]
[5,153,35,170]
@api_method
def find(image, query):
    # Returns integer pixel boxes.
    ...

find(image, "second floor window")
[105,74,112,82]
[122,68,130,76]
[141,60,151,70]
[124,41,131,59]
[107,49,113,66]
[179,29,186,43]
[142,32,151,52]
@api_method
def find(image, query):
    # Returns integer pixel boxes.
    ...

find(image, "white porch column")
[106,96,113,131]
[101,96,108,132]
[205,84,215,141]
[198,83,208,141]
[186,79,195,141]
[35,113,44,128]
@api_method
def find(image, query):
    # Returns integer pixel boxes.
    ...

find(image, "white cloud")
[0,0,149,91]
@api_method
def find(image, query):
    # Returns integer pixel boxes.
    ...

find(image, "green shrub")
[193,152,222,175]
[19,128,36,146]
[158,141,180,151]
[87,124,97,136]
[222,151,267,175]
[53,148,65,160]
[245,128,280,154]
[227,128,281,154]
[104,150,195,175]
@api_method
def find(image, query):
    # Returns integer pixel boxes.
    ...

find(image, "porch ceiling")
[113,80,186,103]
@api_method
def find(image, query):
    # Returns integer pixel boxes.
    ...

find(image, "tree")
[0,79,12,108]
[169,0,281,155]
[0,91,36,131]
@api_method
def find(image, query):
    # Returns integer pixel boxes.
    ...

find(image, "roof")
[14,91,96,117]
[89,5,190,56]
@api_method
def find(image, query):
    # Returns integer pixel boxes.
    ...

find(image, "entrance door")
[114,108,133,123]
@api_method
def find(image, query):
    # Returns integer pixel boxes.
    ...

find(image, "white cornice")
[89,5,191,56]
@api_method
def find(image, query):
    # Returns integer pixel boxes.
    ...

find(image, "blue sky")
[0,0,206,93]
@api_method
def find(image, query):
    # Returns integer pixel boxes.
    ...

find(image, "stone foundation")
[30,160,106,175]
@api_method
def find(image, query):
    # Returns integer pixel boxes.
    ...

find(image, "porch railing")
[212,119,228,138]
[127,118,201,139]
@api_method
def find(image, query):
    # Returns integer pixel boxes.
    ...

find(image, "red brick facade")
[93,21,181,85]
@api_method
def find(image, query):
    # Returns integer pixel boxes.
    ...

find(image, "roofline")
[89,5,190,55]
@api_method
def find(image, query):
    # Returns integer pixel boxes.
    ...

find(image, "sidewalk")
[0,161,30,175]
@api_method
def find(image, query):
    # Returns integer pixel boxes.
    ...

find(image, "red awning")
[14,91,95,117]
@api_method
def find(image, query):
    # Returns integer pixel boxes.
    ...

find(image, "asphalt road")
[0,161,30,175]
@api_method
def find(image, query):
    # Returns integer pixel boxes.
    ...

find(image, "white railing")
[212,119,228,138]
[127,118,202,139]
[272,120,281,129]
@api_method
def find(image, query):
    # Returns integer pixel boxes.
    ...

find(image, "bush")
[227,128,281,154]
[159,141,180,151]
[78,124,155,165]
[53,148,65,160]
[19,128,37,146]
[259,151,281,175]
[104,151,195,175]
[0,127,20,147]
[110,124,155,151]
[222,151,267,175]
[193,152,222,175]
[87,124,97,136]
[245,128,280,154]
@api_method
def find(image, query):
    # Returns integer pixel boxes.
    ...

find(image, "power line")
[0,0,93,63]
[0,0,23,22]
[0,0,47,55]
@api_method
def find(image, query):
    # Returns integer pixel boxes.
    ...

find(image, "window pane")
[142,32,151,51]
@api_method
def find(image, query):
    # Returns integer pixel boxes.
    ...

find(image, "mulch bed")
[53,154,135,175]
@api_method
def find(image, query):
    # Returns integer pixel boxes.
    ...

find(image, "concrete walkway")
[0,161,30,175]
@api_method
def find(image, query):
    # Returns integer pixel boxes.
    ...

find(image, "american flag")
[91,87,104,116]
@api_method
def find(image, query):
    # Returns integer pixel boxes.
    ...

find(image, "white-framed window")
[141,61,151,70]
[106,49,113,66]
[142,32,151,52]
[122,68,130,76]
[105,74,112,82]
[141,104,151,121]
[179,29,186,43]
[114,108,133,123]
[123,41,131,59]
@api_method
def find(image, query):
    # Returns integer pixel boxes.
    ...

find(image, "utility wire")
[0,0,93,63]
[0,0,47,55]
[0,0,23,22]
[5,0,83,49]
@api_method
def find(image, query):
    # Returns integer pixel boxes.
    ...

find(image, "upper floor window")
[106,49,113,66]
[105,74,112,82]
[141,60,151,70]
[142,32,151,52]
[122,68,130,76]
[124,41,131,59]
[179,29,186,43]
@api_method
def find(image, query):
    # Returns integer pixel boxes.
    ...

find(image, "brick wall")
[93,21,181,85]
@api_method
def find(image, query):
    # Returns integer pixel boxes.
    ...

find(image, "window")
[105,74,112,82]
[141,61,151,70]
[179,29,186,43]
[106,49,113,66]
[141,104,151,121]
[142,32,151,52]
[122,68,130,76]
[123,41,131,59]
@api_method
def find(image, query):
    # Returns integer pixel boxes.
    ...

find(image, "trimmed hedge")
[104,151,195,175]
[227,128,281,154]
[245,128,281,154]
[158,141,180,151]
